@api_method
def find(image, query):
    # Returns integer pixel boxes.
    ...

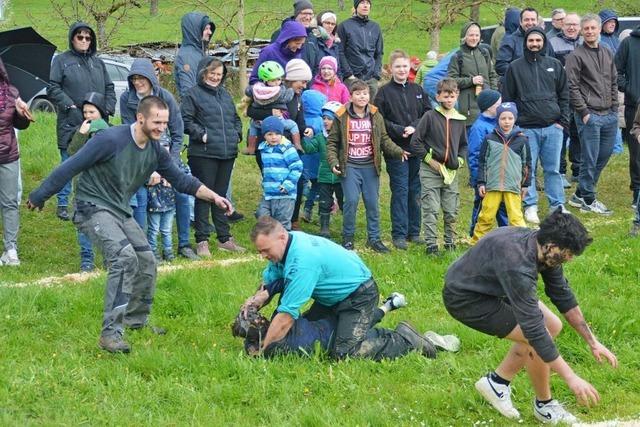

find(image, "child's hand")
[148,171,162,186]
[272,109,283,118]
[402,126,415,138]
[478,185,486,197]
[400,150,410,161]
[520,187,528,199]
[304,127,314,138]
[79,120,91,135]
[332,165,341,175]
[162,178,172,188]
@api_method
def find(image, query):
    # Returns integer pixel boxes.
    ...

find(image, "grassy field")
[1,0,640,425]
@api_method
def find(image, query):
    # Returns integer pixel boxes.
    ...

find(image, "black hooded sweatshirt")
[502,28,569,129]
[615,26,640,107]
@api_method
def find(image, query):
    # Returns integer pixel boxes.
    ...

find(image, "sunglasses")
[75,35,92,42]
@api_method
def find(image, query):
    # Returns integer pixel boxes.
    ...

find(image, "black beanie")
[354,0,371,8]
[294,0,313,17]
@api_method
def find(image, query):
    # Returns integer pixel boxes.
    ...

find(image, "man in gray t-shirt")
[444,211,617,424]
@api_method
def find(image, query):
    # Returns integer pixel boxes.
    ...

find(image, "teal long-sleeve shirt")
[262,231,372,319]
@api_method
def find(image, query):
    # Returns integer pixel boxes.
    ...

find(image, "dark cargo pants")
[74,203,157,338]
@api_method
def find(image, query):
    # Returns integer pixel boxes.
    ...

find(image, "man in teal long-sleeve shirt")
[243,216,461,360]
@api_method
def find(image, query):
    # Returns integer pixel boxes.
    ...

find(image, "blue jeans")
[523,125,565,209]
[341,165,380,240]
[133,187,148,230]
[386,156,421,239]
[147,210,175,255]
[78,231,94,267]
[303,179,319,213]
[174,190,191,248]
[574,112,617,203]
[57,149,73,207]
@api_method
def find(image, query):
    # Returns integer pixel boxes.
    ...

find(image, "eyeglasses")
[299,11,314,16]
[75,35,91,42]
[564,23,579,27]
[322,21,336,26]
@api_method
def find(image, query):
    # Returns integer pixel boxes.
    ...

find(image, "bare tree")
[150,0,158,16]
[46,0,142,50]
[184,0,284,96]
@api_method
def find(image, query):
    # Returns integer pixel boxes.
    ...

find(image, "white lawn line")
[575,420,640,426]
[0,256,259,289]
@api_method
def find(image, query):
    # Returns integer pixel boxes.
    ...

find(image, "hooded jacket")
[326,103,404,177]
[336,14,383,81]
[502,28,569,129]
[448,22,499,123]
[614,27,640,107]
[373,78,431,151]
[271,18,321,80]
[467,114,497,187]
[300,90,326,180]
[311,73,350,104]
[174,13,214,98]
[250,21,307,85]
[490,7,520,58]
[477,126,531,194]
[120,59,184,163]
[181,57,242,160]
[0,59,31,165]
[48,22,116,150]
[496,24,555,77]
[565,40,618,118]
[409,106,468,170]
[598,10,620,54]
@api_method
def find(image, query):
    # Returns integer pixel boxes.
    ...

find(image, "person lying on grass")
[239,215,460,360]
[444,209,618,424]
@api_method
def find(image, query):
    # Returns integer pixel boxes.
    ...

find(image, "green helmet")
[258,61,285,82]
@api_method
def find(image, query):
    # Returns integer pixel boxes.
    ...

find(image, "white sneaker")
[475,374,521,419]
[424,331,460,352]
[524,206,540,224]
[533,399,578,424]
[383,292,407,311]
[580,199,613,216]
[0,249,20,266]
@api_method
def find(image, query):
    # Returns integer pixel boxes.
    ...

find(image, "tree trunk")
[96,16,108,50]
[470,3,480,22]
[237,0,248,96]
[150,0,158,16]
[430,0,441,51]
[338,0,345,10]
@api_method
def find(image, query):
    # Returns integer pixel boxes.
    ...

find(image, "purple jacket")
[249,21,307,84]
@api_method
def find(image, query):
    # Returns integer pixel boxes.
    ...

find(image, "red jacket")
[0,59,30,165]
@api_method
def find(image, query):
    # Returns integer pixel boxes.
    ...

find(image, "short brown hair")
[250,216,285,242]
[349,79,369,94]
[137,95,168,117]
[389,49,410,66]
[436,77,458,94]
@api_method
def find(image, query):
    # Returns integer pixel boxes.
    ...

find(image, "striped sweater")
[259,137,303,200]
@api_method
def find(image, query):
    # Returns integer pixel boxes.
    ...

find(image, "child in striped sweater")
[256,116,303,230]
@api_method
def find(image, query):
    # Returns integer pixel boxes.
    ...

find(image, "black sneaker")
[342,237,354,250]
[56,206,70,221]
[367,239,390,253]
[426,245,439,255]
[178,246,199,260]
[395,321,436,358]
[228,211,245,223]
[630,223,640,237]
[407,235,426,244]
[99,334,131,353]
[392,238,408,250]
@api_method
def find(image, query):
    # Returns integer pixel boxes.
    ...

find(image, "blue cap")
[261,116,285,135]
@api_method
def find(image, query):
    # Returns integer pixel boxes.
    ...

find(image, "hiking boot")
[392,238,408,250]
[524,206,540,224]
[56,206,70,221]
[128,325,167,335]
[475,374,520,419]
[0,249,20,266]
[630,223,640,237]
[632,189,639,209]
[382,292,407,311]
[218,238,246,253]
[426,244,439,255]
[568,193,586,209]
[561,174,571,189]
[407,235,425,244]
[319,214,330,238]
[342,237,354,250]
[443,242,456,252]
[533,399,577,424]
[196,241,211,257]
[99,334,131,353]
[580,199,613,216]
[395,321,436,358]
[301,208,313,223]
[424,331,460,352]
[179,246,199,260]
[366,239,390,253]
[228,211,245,223]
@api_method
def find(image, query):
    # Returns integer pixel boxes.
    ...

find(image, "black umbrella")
[0,26,56,101]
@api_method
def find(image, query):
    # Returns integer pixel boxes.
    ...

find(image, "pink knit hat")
[318,56,338,73]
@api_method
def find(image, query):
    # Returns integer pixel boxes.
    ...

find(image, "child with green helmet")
[244,60,301,155]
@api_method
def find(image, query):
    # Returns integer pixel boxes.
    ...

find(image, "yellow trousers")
[471,191,526,244]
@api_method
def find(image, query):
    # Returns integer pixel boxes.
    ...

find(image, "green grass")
[1,1,640,424]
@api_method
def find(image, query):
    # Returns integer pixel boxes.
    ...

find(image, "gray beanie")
[294,0,313,17]
[477,89,501,112]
